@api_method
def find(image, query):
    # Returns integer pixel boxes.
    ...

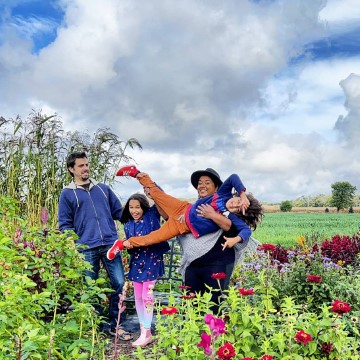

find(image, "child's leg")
[138,174,188,218]
[133,281,145,325]
[129,217,190,247]
[142,280,156,330]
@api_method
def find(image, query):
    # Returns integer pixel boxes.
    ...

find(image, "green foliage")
[0,111,142,227]
[0,196,113,359]
[330,181,357,212]
[280,200,293,212]
[254,212,360,248]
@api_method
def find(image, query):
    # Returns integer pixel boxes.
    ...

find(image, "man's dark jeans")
[82,244,125,329]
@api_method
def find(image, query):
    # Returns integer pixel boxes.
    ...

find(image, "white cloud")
[1,0,359,203]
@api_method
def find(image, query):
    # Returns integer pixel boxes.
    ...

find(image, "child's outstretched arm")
[221,235,244,250]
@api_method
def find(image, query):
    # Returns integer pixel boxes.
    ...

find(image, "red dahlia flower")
[161,306,178,315]
[294,330,313,345]
[260,355,274,360]
[331,300,351,315]
[241,358,254,360]
[260,243,276,252]
[239,287,255,296]
[306,275,322,283]
[179,285,191,289]
[211,272,226,280]
[217,342,236,359]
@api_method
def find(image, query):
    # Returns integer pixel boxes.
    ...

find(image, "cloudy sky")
[1,0,359,203]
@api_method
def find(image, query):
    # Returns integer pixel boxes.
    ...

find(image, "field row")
[253,212,360,247]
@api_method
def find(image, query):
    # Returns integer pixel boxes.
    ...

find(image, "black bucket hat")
[190,168,223,189]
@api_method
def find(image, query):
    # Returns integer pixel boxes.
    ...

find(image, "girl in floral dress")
[120,194,170,347]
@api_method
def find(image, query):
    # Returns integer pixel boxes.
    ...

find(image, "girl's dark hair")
[120,193,151,224]
[236,193,264,231]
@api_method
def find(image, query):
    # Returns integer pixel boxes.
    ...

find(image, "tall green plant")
[0,111,142,227]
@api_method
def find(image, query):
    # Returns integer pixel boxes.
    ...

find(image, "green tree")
[330,181,357,212]
[280,200,292,212]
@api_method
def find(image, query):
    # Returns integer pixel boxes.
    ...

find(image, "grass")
[253,212,360,247]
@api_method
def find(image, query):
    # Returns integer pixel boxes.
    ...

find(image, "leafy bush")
[280,200,293,212]
[0,196,112,359]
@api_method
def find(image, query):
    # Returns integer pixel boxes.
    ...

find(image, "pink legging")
[133,280,156,329]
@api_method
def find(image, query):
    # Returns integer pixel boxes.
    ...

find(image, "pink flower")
[197,333,212,356]
[239,288,255,296]
[294,330,313,345]
[204,314,226,338]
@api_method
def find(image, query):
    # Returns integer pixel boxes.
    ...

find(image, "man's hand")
[222,235,242,250]
[123,240,133,249]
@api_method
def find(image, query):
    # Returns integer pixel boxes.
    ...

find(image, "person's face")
[129,199,144,221]
[69,157,90,183]
[197,176,218,198]
[225,196,242,214]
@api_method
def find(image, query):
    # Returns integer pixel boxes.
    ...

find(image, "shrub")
[280,200,292,212]
[0,196,111,358]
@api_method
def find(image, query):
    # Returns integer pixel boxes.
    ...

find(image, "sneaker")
[106,239,125,260]
[116,165,140,177]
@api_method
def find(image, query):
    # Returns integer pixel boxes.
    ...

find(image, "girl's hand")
[239,192,250,214]
[222,235,242,250]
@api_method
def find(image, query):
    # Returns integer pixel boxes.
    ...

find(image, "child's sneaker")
[107,240,125,260]
[116,165,140,177]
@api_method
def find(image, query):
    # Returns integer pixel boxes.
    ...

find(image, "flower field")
[1,195,360,359]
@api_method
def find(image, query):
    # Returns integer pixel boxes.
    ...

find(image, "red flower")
[217,342,236,359]
[294,330,313,345]
[161,306,178,315]
[306,275,322,283]
[260,355,274,360]
[241,358,254,360]
[331,300,351,315]
[239,287,255,296]
[179,285,191,289]
[260,244,276,252]
[321,342,333,354]
[211,272,226,280]
[181,294,196,300]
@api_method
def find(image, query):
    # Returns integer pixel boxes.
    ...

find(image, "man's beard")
[81,173,89,181]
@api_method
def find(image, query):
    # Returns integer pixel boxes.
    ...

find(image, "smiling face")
[69,157,90,184]
[197,175,218,198]
[129,199,144,221]
[225,196,243,214]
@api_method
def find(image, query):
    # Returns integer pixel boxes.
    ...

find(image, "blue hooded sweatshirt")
[58,178,123,250]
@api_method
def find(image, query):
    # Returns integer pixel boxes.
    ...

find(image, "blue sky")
[1,0,360,203]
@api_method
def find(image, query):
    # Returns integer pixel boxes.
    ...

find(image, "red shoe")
[107,239,125,260]
[116,165,140,177]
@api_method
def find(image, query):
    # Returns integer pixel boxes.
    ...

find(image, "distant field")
[253,211,360,247]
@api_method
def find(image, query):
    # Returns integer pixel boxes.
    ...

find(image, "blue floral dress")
[124,206,170,282]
